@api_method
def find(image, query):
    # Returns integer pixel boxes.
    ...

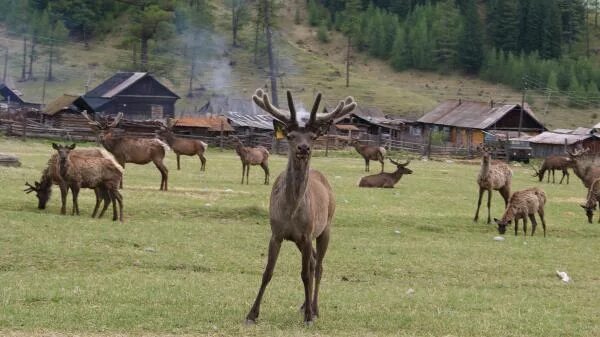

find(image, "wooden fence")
[0,117,483,159]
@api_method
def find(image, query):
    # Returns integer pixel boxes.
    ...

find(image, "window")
[151,105,164,119]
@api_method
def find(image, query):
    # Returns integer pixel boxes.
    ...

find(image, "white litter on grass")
[394,230,401,234]
[493,236,505,241]
[445,160,454,163]
[556,270,571,283]
[406,288,415,295]
[224,189,234,193]
[335,176,342,179]
[144,247,156,253]
[205,203,212,207]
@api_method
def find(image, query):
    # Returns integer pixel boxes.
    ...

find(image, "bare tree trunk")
[232,4,238,47]
[133,41,138,69]
[263,0,278,106]
[47,42,54,81]
[21,36,27,81]
[141,38,148,72]
[28,38,35,80]
[346,36,351,87]
[188,43,196,97]
[253,1,263,64]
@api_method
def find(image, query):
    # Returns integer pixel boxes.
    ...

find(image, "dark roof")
[418,100,544,130]
[79,96,110,110]
[528,131,595,145]
[85,72,180,99]
[0,83,25,103]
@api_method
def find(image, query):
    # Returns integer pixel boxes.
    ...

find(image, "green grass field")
[1,136,599,337]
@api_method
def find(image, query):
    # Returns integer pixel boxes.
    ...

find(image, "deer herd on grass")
[20,88,600,325]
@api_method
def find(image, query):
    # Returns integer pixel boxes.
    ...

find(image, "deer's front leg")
[300,237,314,325]
[246,236,282,324]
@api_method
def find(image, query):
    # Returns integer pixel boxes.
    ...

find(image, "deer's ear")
[69,143,76,150]
[52,143,59,150]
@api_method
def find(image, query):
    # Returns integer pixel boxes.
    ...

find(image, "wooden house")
[80,72,180,120]
[0,83,41,110]
[417,100,546,147]
[333,105,410,141]
[42,94,95,128]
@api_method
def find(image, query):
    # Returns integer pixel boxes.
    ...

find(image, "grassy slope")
[1,1,599,129]
[0,137,599,336]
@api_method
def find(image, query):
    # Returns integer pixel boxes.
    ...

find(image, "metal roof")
[85,72,179,99]
[175,116,234,132]
[528,131,593,145]
[335,124,359,131]
[224,111,274,130]
[43,94,79,115]
[0,83,25,103]
[417,100,543,130]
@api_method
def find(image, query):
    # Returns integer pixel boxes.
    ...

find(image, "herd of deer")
[19,87,600,326]
[474,143,600,237]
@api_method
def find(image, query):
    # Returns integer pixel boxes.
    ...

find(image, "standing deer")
[158,118,208,171]
[245,89,356,325]
[531,155,571,184]
[52,143,124,222]
[351,139,386,172]
[566,147,600,188]
[358,158,412,188]
[24,147,115,217]
[580,177,600,223]
[230,135,270,185]
[474,144,512,224]
[82,111,169,190]
[494,187,547,237]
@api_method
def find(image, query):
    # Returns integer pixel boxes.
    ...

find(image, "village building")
[41,94,95,128]
[79,72,180,120]
[333,105,411,141]
[417,99,546,147]
[198,95,274,132]
[528,127,600,157]
[0,83,41,110]
[173,116,234,136]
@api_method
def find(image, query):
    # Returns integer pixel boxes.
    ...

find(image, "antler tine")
[389,158,399,165]
[314,96,357,123]
[308,92,322,125]
[401,159,411,166]
[252,88,294,125]
[24,182,37,193]
[286,91,297,124]
[109,112,123,128]
[81,110,102,127]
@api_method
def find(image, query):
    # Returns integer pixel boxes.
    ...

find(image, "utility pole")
[263,0,278,106]
[41,59,49,109]
[518,79,526,138]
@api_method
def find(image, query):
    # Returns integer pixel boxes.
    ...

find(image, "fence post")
[564,138,567,154]
[377,126,382,147]
[220,119,224,152]
[427,127,433,159]
[22,117,26,141]
[325,134,330,157]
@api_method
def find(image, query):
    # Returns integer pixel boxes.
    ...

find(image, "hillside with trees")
[0,0,599,128]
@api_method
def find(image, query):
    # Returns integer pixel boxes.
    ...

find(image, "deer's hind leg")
[153,159,169,191]
[529,213,538,236]
[246,236,282,324]
[298,236,315,324]
[261,162,269,185]
[499,186,510,208]
[199,153,206,171]
[486,188,493,224]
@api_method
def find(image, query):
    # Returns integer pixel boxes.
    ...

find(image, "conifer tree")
[458,0,483,73]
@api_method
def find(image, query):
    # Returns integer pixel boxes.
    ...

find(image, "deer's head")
[566,147,590,163]
[81,111,123,143]
[253,89,356,162]
[530,165,543,181]
[157,118,176,139]
[52,143,76,165]
[493,217,510,234]
[390,158,412,175]
[580,203,596,224]
[24,180,52,209]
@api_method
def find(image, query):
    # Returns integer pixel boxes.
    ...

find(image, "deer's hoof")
[244,318,256,326]
[304,319,314,327]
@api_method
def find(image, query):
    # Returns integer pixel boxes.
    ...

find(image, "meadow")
[0,136,599,337]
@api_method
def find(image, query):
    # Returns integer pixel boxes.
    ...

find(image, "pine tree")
[458,0,483,73]
[546,70,559,105]
[390,25,410,71]
[487,0,519,52]
[568,71,583,107]
[367,9,386,58]
[587,81,600,108]
[540,0,562,59]
[431,1,460,73]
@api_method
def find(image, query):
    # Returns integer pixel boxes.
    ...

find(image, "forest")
[0,0,599,108]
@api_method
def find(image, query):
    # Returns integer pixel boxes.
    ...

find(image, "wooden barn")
[417,100,546,147]
[80,72,180,120]
[173,116,234,136]
[0,83,41,110]
[528,128,600,157]
[333,105,409,141]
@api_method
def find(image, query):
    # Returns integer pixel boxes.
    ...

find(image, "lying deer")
[245,89,356,325]
[158,118,208,171]
[580,177,600,223]
[24,147,115,217]
[230,135,270,185]
[82,111,170,190]
[531,155,570,184]
[494,187,547,237]
[358,158,412,188]
[351,139,386,172]
[474,144,512,224]
[52,143,124,222]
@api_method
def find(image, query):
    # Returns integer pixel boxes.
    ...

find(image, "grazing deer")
[358,158,412,188]
[494,187,547,237]
[81,111,170,190]
[351,139,386,172]
[158,118,208,171]
[580,177,600,223]
[566,147,600,188]
[230,135,270,185]
[474,144,512,224]
[531,155,571,184]
[52,143,124,222]
[245,89,356,325]
[24,148,114,217]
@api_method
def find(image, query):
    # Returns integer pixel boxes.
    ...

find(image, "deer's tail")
[379,147,387,159]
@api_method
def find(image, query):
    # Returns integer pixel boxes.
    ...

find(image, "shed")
[80,72,180,120]
[417,100,546,147]
[333,105,409,141]
[528,131,600,157]
[173,116,234,136]
[42,94,95,129]
[199,95,274,132]
[0,83,41,110]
